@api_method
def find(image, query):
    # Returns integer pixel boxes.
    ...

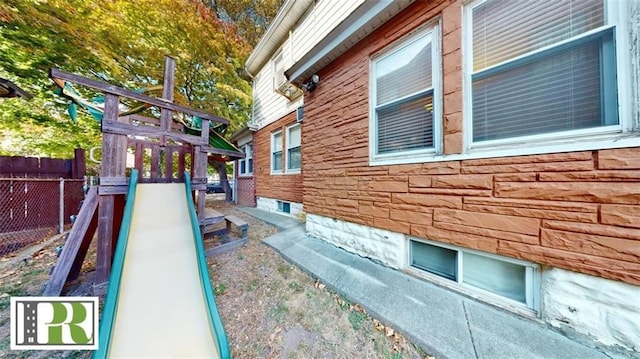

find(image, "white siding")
[251,0,364,129]
[251,63,302,128]
[291,0,365,63]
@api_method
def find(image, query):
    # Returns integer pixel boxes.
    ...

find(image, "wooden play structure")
[44,57,247,296]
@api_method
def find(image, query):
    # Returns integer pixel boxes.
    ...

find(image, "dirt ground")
[0,198,432,359]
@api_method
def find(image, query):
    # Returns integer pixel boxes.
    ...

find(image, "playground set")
[43,57,242,358]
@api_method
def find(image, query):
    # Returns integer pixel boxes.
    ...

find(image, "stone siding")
[307,213,406,268]
[256,196,303,218]
[542,268,640,353]
[254,110,304,205]
[301,0,640,287]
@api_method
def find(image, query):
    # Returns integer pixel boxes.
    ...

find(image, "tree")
[203,0,284,47]
[0,0,254,157]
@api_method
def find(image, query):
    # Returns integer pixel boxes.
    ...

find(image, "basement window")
[277,200,291,214]
[409,239,538,312]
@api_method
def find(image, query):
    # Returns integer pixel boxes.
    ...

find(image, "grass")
[277,263,293,278]
[0,337,9,352]
[214,283,227,295]
[246,278,260,291]
[288,281,304,292]
[270,302,289,321]
[348,310,367,330]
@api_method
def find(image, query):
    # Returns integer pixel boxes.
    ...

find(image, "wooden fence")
[0,150,86,256]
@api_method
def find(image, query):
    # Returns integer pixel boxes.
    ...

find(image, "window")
[271,131,283,172]
[272,51,285,91]
[409,239,538,311]
[370,25,441,164]
[239,143,253,176]
[286,124,301,172]
[277,200,291,214]
[467,0,619,146]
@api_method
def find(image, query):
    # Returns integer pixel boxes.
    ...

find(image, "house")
[241,0,366,216]
[229,125,256,206]
[246,0,640,354]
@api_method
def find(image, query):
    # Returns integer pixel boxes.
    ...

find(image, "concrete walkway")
[241,207,630,359]
[237,207,302,231]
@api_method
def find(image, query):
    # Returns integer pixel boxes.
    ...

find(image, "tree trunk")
[211,160,232,201]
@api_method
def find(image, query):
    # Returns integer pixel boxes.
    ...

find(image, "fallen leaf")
[373,319,385,331]
[385,327,394,337]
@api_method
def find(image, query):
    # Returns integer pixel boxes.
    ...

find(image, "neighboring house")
[243,0,365,216]
[248,0,640,354]
[229,126,256,206]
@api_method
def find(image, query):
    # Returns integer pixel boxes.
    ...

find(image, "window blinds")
[288,126,301,148]
[472,0,604,72]
[375,33,434,154]
[376,36,432,105]
[471,0,614,142]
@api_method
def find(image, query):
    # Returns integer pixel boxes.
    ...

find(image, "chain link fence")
[0,178,84,257]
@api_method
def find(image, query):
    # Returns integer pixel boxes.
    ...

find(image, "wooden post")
[160,56,175,146]
[72,148,86,179]
[194,149,207,217]
[95,93,126,295]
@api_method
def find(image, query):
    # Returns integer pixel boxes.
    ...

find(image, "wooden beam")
[98,186,128,195]
[150,144,159,181]
[164,147,173,182]
[43,187,99,296]
[201,146,245,159]
[99,177,128,186]
[95,93,126,294]
[120,114,184,131]
[67,208,98,282]
[95,195,114,295]
[160,57,175,133]
[50,67,229,125]
[102,120,207,145]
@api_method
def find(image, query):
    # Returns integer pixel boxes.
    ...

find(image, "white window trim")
[407,237,540,317]
[461,0,634,157]
[285,123,301,174]
[368,21,442,166]
[239,143,253,177]
[272,50,284,92]
[271,130,283,174]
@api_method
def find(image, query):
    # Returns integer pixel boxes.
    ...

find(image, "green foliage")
[270,302,289,321]
[203,0,284,47]
[277,263,292,279]
[288,281,304,292]
[214,282,227,295]
[246,278,259,291]
[348,310,367,330]
[0,0,274,159]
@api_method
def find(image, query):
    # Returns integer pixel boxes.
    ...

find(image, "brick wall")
[236,175,256,206]
[302,0,640,285]
[254,111,304,204]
